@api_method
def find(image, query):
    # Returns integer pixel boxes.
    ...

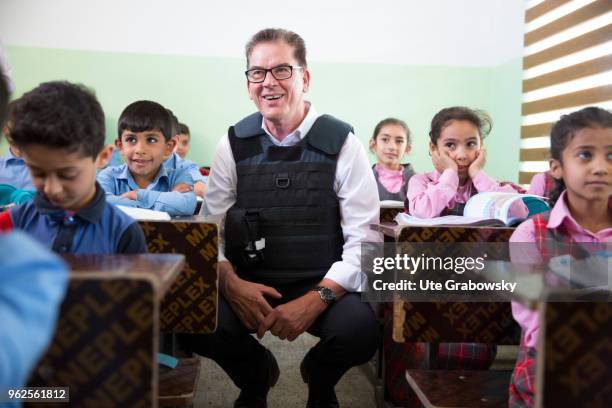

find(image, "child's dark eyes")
[30,172,76,180]
[125,136,136,143]
[577,151,592,160]
[147,137,158,143]
[444,143,456,149]
[467,141,477,148]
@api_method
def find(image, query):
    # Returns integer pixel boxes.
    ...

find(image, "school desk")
[372,223,518,345]
[402,242,611,407]
[139,217,218,334]
[379,202,404,223]
[371,223,519,408]
[478,260,611,408]
[27,253,184,408]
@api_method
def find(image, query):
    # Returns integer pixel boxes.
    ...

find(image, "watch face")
[319,287,335,303]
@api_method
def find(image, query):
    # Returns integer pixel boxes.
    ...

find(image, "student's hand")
[468,149,487,179]
[223,264,282,330]
[172,183,193,193]
[121,190,138,200]
[431,148,457,174]
[257,291,326,341]
[194,181,206,198]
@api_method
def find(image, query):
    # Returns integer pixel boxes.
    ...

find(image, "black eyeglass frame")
[244,65,304,83]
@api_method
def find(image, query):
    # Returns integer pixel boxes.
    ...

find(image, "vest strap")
[229,112,352,161]
[307,114,352,155]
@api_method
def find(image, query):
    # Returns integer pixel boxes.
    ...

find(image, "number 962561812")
[2,387,69,402]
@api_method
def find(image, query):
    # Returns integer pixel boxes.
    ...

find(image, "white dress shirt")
[203,103,382,292]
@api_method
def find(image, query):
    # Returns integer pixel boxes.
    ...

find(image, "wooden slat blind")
[526,0,572,23]
[520,148,551,162]
[523,55,612,92]
[520,0,612,188]
[521,122,555,139]
[523,24,612,69]
[522,84,612,115]
[524,0,611,46]
[519,172,539,184]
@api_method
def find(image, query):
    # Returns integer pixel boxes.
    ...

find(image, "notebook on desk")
[117,205,172,221]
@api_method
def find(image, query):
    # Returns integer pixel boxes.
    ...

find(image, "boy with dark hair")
[0,100,35,191]
[163,112,206,198]
[0,73,69,394]
[98,101,197,216]
[175,123,191,159]
[0,80,146,254]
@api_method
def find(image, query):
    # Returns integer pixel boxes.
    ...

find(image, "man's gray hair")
[245,28,307,69]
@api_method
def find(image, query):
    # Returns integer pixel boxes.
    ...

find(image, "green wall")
[4,46,522,181]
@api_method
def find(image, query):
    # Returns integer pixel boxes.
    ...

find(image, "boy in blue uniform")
[0,102,35,191]
[164,149,207,198]
[0,102,36,208]
[163,112,207,198]
[0,81,146,254]
[174,122,192,159]
[0,142,35,190]
[0,70,68,404]
[97,101,197,216]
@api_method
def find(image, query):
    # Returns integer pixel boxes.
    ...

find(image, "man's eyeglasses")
[245,65,303,83]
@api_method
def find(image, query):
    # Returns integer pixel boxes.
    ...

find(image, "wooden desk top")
[372,222,403,239]
[168,214,219,223]
[61,253,185,300]
[479,259,612,307]
[372,222,515,242]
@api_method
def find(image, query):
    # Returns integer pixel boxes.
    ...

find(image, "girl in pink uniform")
[509,106,612,407]
[369,118,415,202]
[407,106,521,217]
[526,170,559,198]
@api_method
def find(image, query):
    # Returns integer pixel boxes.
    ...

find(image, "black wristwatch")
[312,286,336,305]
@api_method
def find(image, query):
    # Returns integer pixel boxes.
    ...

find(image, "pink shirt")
[510,191,612,348]
[407,169,520,218]
[374,164,404,194]
[526,171,547,196]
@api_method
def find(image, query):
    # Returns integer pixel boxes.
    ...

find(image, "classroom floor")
[193,332,378,407]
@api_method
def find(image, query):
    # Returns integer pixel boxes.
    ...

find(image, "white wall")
[0,0,526,66]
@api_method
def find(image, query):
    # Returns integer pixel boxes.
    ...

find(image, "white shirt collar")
[260,102,318,146]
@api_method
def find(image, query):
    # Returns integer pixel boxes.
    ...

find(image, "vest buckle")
[244,238,265,266]
[242,212,265,266]
[275,173,290,189]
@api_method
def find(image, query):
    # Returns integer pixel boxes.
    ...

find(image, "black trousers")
[179,277,380,395]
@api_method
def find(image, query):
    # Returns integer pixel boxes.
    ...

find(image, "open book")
[117,205,171,221]
[395,192,549,227]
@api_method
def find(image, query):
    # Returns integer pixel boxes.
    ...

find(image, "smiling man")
[185,28,381,407]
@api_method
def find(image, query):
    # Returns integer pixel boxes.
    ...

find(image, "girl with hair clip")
[526,170,560,198]
[407,106,522,217]
[369,118,415,203]
[509,106,612,407]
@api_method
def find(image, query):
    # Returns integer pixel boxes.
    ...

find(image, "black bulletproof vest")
[224,112,351,283]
